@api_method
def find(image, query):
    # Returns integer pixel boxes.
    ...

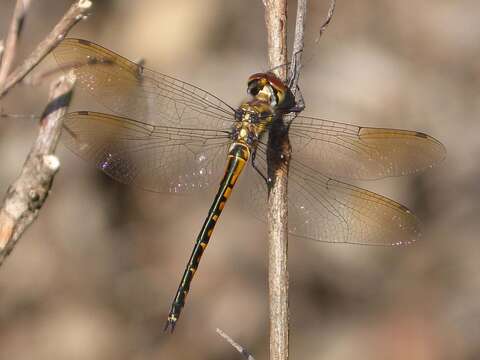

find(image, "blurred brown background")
[0,0,478,359]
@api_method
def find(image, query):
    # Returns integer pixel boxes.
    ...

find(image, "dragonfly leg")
[289,87,305,113]
[252,149,268,185]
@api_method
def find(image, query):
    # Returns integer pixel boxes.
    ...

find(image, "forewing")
[53,38,235,129]
[288,115,446,180]
[62,111,231,193]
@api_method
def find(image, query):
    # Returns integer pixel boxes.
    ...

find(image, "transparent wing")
[62,111,231,193]
[286,160,420,245]
[53,38,236,129]
[288,115,446,180]
[249,145,420,245]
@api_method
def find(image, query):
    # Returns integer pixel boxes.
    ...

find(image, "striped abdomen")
[164,142,250,332]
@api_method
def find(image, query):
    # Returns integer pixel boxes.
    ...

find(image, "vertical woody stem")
[263,1,289,359]
[264,0,288,80]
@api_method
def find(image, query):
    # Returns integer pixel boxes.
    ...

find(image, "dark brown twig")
[216,328,256,360]
[263,1,290,360]
[0,0,31,89]
[0,0,91,98]
[0,74,75,266]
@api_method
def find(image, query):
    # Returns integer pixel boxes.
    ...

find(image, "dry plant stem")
[0,0,31,89]
[0,0,92,98]
[216,328,256,360]
[289,0,335,92]
[264,1,290,360]
[264,0,288,80]
[317,0,336,41]
[266,172,290,360]
[288,0,307,93]
[0,75,75,266]
[0,40,5,61]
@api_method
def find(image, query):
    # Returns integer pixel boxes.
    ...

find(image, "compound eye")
[247,80,260,96]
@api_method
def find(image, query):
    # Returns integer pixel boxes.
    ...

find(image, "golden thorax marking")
[239,128,248,139]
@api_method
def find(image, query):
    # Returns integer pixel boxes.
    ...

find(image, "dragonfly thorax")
[232,101,273,146]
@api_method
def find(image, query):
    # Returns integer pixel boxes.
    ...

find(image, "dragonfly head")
[247,72,295,111]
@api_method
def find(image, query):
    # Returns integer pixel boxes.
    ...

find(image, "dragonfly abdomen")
[165,142,250,332]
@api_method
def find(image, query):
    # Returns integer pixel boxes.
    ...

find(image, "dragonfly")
[52,38,445,332]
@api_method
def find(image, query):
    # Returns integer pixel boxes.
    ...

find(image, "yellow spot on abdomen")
[224,186,232,199]
[219,201,225,210]
[231,171,241,184]
[200,242,207,249]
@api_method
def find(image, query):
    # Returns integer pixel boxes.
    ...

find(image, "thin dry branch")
[290,0,335,93]
[288,0,307,92]
[0,110,38,119]
[263,1,290,360]
[264,0,288,80]
[0,40,5,61]
[0,0,91,98]
[263,1,335,359]
[216,328,256,360]
[316,0,336,42]
[0,74,75,266]
[22,62,75,86]
[0,0,31,89]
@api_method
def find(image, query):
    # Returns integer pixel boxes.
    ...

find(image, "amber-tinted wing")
[286,160,420,245]
[62,111,231,193]
[52,38,236,130]
[288,115,446,180]
[250,145,420,245]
